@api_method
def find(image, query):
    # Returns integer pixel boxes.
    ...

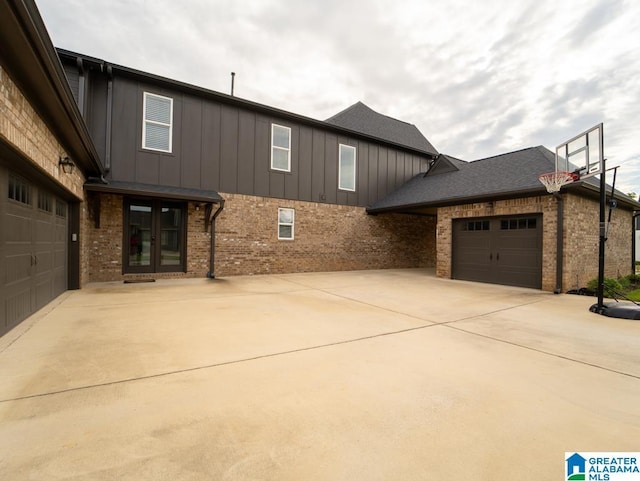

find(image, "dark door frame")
[122,197,187,274]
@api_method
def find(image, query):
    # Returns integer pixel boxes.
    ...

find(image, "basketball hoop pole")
[596,157,606,311]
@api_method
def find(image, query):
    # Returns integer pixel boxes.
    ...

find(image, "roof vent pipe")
[231,72,235,96]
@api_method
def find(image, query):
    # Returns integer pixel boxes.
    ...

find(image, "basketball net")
[538,171,579,193]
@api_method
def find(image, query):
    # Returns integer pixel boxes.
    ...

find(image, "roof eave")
[0,0,104,176]
[367,187,549,214]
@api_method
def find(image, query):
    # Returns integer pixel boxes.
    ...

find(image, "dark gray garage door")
[1,168,67,336]
[452,215,542,289]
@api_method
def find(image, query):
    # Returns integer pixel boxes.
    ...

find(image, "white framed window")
[271,124,291,171]
[278,208,295,240]
[339,144,356,191]
[143,92,173,152]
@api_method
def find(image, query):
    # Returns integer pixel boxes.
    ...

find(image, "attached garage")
[452,215,542,289]
[0,167,68,336]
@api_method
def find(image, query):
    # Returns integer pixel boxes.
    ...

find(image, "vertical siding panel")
[201,102,221,191]
[311,129,325,203]
[237,111,255,195]
[87,73,107,163]
[368,145,379,205]
[284,125,299,199]
[110,78,139,182]
[298,126,312,201]
[387,150,397,194]
[220,106,238,193]
[269,171,285,199]
[179,95,202,189]
[357,142,369,207]
[254,116,270,196]
[325,134,337,204]
[395,151,405,189]
[377,148,388,198]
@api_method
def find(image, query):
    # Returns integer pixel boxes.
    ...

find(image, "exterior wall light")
[59,155,75,174]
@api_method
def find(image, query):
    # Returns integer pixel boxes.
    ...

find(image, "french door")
[124,199,186,273]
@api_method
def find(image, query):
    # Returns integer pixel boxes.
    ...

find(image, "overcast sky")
[37,0,639,195]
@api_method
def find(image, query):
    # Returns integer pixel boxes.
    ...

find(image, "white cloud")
[36,0,640,194]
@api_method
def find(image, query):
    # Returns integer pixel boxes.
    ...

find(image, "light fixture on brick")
[58,155,75,174]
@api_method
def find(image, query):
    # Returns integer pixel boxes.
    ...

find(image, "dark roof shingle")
[368,146,556,212]
[326,102,438,155]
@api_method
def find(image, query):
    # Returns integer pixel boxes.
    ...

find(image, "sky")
[36,0,640,196]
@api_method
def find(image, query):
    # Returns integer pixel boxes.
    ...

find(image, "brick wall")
[214,193,435,276]
[435,193,635,292]
[0,65,85,199]
[563,193,634,290]
[87,192,436,281]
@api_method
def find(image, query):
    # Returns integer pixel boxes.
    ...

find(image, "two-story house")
[2,0,638,337]
[56,49,440,283]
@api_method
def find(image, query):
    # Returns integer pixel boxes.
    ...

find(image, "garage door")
[452,215,542,289]
[1,168,67,336]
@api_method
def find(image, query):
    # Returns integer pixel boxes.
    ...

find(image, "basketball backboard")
[555,123,603,180]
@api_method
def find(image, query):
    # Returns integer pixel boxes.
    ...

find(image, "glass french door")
[125,199,186,273]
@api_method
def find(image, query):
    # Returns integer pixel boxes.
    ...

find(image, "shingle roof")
[84,179,224,203]
[368,146,557,212]
[326,102,438,156]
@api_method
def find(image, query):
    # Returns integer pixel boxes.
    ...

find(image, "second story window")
[339,144,356,191]
[271,124,291,172]
[143,92,173,153]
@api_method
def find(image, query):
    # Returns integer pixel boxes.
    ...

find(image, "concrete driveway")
[1,268,639,480]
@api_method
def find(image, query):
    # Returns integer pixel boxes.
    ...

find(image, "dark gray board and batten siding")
[101,76,428,207]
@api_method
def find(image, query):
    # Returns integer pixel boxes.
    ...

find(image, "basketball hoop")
[538,171,579,193]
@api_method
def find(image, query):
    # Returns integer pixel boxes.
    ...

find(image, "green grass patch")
[627,288,640,302]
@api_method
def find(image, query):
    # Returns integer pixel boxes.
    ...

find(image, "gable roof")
[368,145,640,213]
[326,102,438,156]
[368,146,556,213]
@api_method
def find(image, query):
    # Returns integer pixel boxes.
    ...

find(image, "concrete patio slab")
[1,268,639,480]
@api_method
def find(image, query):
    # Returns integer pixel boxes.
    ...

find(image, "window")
[500,218,537,230]
[278,208,295,240]
[37,191,53,212]
[143,92,173,152]
[271,124,291,171]
[8,174,31,205]
[463,220,490,231]
[56,199,67,218]
[339,144,356,191]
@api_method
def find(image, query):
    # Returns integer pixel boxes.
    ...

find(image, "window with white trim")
[338,144,356,191]
[278,208,295,240]
[143,92,173,152]
[271,124,291,171]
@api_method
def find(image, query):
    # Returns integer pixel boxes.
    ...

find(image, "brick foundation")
[86,192,436,282]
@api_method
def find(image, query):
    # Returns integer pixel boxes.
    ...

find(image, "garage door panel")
[1,167,68,336]
[5,253,32,285]
[35,277,53,310]
[5,288,32,331]
[452,215,542,289]
[4,211,31,243]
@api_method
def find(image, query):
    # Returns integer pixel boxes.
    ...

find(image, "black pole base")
[590,302,640,320]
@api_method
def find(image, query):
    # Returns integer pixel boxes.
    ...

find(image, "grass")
[627,288,640,302]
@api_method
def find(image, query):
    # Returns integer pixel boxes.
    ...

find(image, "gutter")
[207,201,225,279]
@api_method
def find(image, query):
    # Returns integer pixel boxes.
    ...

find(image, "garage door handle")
[489,253,493,260]
[496,252,499,261]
